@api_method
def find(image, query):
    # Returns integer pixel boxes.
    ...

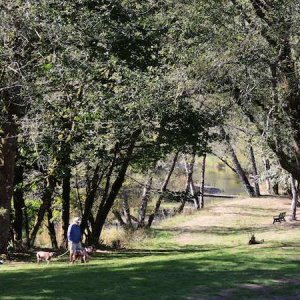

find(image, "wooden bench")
[273,212,286,224]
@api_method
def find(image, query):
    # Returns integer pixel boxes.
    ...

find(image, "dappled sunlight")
[2,196,300,299]
[1,246,300,300]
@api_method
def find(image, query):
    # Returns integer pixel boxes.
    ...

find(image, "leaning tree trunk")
[290,176,298,221]
[221,128,255,197]
[147,152,179,228]
[29,175,56,247]
[200,154,206,209]
[249,144,260,197]
[80,164,103,236]
[91,160,131,244]
[229,145,255,197]
[91,133,139,245]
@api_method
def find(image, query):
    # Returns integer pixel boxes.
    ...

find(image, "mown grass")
[1,196,300,300]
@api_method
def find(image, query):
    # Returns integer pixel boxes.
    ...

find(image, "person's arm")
[67,224,73,241]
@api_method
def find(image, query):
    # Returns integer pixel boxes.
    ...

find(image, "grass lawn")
[1,196,300,299]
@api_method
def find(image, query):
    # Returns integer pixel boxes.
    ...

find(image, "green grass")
[1,197,300,300]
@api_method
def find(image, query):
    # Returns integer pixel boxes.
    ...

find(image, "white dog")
[36,251,55,264]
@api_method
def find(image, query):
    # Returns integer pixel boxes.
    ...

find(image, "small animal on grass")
[248,234,264,245]
[36,251,56,264]
[72,249,89,263]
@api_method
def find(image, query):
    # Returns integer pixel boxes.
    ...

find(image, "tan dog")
[36,251,55,264]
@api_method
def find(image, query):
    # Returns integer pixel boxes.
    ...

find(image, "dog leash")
[55,249,69,259]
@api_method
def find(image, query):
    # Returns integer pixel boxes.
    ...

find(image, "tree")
[173,0,300,181]
[0,2,42,253]
[290,176,298,221]
[7,0,170,248]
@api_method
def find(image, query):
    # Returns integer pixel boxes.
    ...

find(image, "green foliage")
[25,199,42,228]
[189,1,299,171]
[5,0,288,249]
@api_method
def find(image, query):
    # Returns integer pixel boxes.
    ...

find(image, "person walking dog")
[67,217,82,262]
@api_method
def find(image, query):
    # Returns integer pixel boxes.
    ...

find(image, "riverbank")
[1,196,299,299]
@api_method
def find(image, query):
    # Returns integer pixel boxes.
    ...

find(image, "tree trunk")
[91,163,130,244]
[112,210,126,226]
[200,154,206,209]
[91,133,139,245]
[264,158,279,195]
[290,176,298,221]
[190,178,200,209]
[23,206,30,248]
[177,153,196,213]
[29,210,47,248]
[29,175,56,247]
[0,121,18,253]
[272,183,279,195]
[80,164,103,236]
[212,153,237,173]
[249,144,260,197]
[61,164,71,249]
[47,208,58,249]
[12,163,24,248]
[188,153,200,209]
[264,158,272,194]
[230,145,255,197]
[123,193,133,229]
[92,144,119,236]
[137,176,153,228]
[147,152,179,227]
[221,128,255,197]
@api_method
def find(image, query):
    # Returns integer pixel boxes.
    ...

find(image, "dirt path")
[163,196,297,247]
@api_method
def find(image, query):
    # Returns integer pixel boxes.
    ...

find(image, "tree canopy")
[0,0,299,253]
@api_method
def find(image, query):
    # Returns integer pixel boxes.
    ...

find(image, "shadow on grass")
[153,225,278,237]
[105,245,239,259]
[1,247,300,300]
